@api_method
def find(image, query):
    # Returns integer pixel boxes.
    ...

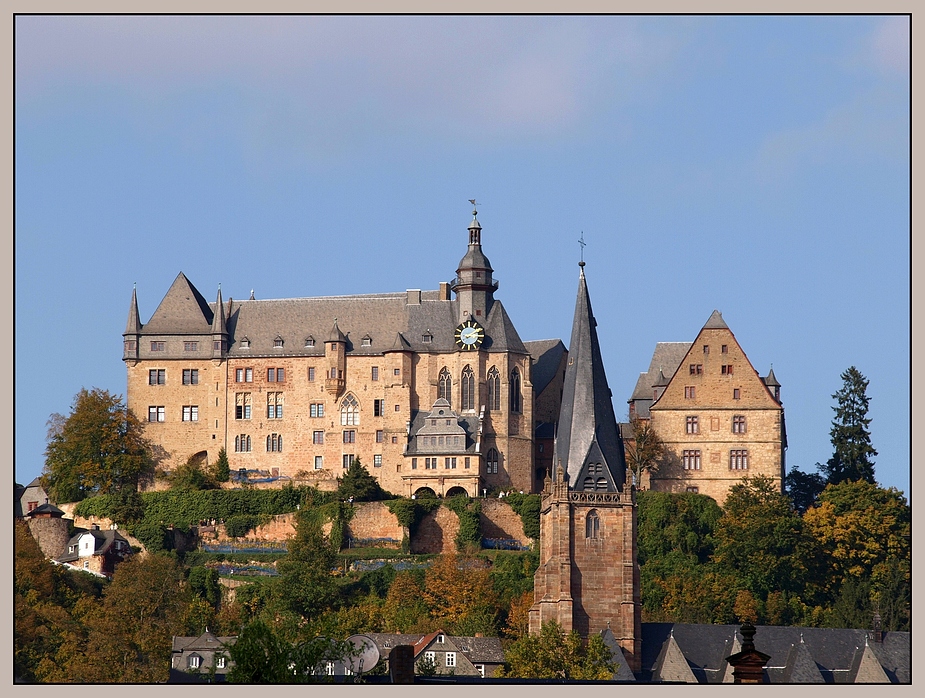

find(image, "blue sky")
[14,15,910,496]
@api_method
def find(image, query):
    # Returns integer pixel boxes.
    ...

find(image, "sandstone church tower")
[528,261,642,672]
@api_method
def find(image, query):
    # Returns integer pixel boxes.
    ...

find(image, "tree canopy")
[42,388,156,503]
[624,416,667,487]
[820,366,877,485]
[498,621,617,680]
[336,458,387,502]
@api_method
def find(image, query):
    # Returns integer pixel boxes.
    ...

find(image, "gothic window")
[487,366,501,410]
[267,433,283,452]
[461,365,475,410]
[586,510,601,539]
[438,367,452,405]
[510,368,521,413]
[340,394,359,426]
[486,448,499,474]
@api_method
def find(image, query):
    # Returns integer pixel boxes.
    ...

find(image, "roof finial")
[578,232,586,267]
[469,198,477,216]
[249,289,255,300]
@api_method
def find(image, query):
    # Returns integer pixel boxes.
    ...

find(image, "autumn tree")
[422,554,500,636]
[624,416,666,487]
[820,366,877,485]
[43,388,156,502]
[498,621,616,680]
[381,569,430,633]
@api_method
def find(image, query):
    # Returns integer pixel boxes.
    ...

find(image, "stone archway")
[413,487,438,499]
[445,486,468,499]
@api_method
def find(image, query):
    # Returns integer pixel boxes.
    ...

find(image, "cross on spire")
[579,232,586,265]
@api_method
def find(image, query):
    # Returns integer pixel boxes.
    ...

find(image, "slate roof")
[640,623,910,684]
[629,342,692,401]
[524,338,567,397]
[702,309,729,329]
[55,528,130,563]
[552,263,626,491]
[364,632,505,665]
[172,630,237,655]
[143,272,215,335]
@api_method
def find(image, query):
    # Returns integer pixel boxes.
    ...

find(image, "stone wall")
[479,498,527,543]
[411,505,460,554]
[345,501,404,546]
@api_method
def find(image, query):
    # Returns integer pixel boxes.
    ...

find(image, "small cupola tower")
[452,200,497,323]
[324,319,348,398]
[123,284,142,364]
[211,285,228,360]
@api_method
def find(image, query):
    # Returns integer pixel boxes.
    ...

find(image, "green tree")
[820,366,877,485]
[637,491,722,565]
[336,458,387,502]
[784,466,827,514]
[42,388,156,502]
[624,416,667,487]
[169,453,218,491]
[713,476,824,603]
[498,621,616,680]
[276,509,339,620]
[213,447,231,483]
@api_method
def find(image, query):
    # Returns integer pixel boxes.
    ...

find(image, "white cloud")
[868,16,910,76]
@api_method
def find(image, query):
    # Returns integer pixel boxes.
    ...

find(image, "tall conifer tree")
[821,366,877,485]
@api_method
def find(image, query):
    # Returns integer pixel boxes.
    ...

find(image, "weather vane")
[469,198,478,214]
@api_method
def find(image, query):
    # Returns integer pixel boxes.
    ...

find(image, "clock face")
[455,320,485,351]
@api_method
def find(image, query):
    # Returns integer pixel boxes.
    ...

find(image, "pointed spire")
[764,366,780,387]
[327,319,347,343]
[125,284,142,334]
[211,285,226,335]
[553,261,627,491]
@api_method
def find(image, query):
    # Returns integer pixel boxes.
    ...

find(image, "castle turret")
[211,285,228,359]
[123,285,141,364]
[451,202,497,323]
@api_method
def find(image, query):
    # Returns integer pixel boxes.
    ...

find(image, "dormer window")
[362,335,372,347]
[241,336,250,349]
[437,634,445,643]
[305,336,315,348]
[422,333,433,343]
[274,336,284,348]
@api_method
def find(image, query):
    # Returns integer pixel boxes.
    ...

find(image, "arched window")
[487,366,501,410]
[486,448,499,474]
[510,368,521,413]
[340,394,359,426]
[586,510,601,539]
[438,367,452,405]
[461,365,475,411]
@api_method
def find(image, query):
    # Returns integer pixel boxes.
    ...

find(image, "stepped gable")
[143,272,214,334]
[552,262,626,490]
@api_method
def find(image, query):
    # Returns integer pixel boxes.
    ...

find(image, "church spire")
[123,284,142,363]
[553,261,627,491]
[452,200,496,323]
[211,285,227,358]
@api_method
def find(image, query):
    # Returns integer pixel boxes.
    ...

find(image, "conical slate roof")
[143,272,213,334]
[211,286,227,335]
[552,263,626,490]
[124,286,142,335]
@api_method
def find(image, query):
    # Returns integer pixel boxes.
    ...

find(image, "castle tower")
[451,202,497,323]
[529,261,641,672]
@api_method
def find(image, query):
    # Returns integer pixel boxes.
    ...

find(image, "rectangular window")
[703,345,709,355]
[235,393,252,420]
[234,434,251,452]
[733,415,747,433]
[394,404,400,411]
[148,406,165,422]
[422,334,433,343]
[733,388,741,400]
[266,367,286,382]
[267,368,276,382]
[376,429,384,443]
[374,399,384,417]
[267,433,283,452]
[215,657,226,669]
[235,368,253,383]
[411,458,418,470]
[343,454,354,469]
[343,430,356,443]
[371,366,379,381]
[476,665,485,678]
[393,368,401,376]
[730,449,749,470]
[314,455,323,469]
[183,369,199,385]
[465,456,471,469]
[182,405,198,422]
[425,651,436,663]
[445,457,457,469]
[686,416,699,434]
[689,364,703,375]
[308,367,316,381]
[446,652,456,667]
[682,449,701,470]
[189,656,200,669]
[722,344,728,354]
[267,392,283,419]
[124,340,136,352]
[684,386,696,399]
[184,341,198,352]
[722,364,734,375]
[392,435,398,443]
[686,486,699,493]
[150,341,165,352]
[313,431,324,444]
[148,369,166,385]
[310,403,325,418]
[374,454,382,468]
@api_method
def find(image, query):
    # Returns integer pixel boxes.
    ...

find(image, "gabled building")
[628,310,785,504]
[363,631,505,678]
[169,630,236,683]
[124,205,564,497]
[529,261,642,673]
[54,524,133,578]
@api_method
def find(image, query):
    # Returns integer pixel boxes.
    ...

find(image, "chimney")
[725,623,770,684]
[869,612,883,643]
